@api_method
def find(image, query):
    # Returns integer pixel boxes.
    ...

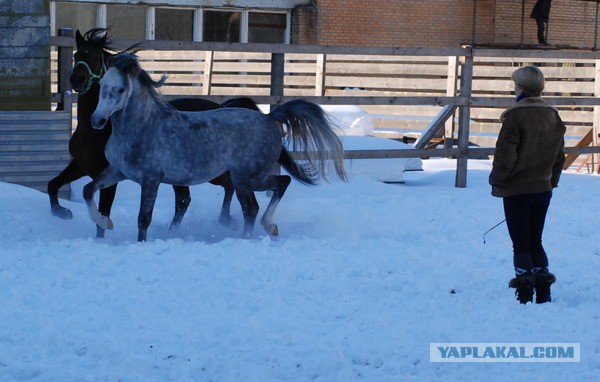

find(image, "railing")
[51,30,600,187]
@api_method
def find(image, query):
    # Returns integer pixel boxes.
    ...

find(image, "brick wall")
[292,3,319,45]
[296,0,599,49]
[297,0,479,47]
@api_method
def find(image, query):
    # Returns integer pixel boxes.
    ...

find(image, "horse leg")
[138,181,160,242]
[259,175,291,237]
[48,160,85,219]
[210,172,234,226]
[235,188,260,238]
[83,165,125,231]
[96,183,118,238]
[169,185,191,230]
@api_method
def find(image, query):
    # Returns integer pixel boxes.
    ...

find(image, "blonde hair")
[511,65,545,96]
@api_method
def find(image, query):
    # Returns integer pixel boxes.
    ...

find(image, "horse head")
[70,28,112,94]
[91,63,131,129]
[92,52,166,130]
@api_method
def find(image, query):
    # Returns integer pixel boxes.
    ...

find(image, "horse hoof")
[51,206,73,220]
[218,214,232,226]
[266,224,278,237]
[100,215,114,230]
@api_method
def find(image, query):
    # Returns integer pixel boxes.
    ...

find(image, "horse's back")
[153,108,282,184]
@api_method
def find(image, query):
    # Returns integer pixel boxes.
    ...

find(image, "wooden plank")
[141,61,207,72]
[324,89,445,97]
[0,152,71,162]
[211,74,270,85]
[0,174,69,183]
[473,66,594,79]
[327,55,452,63]
[471,96,600,107]
[471,79,595,94]
[361,105,441,115]
[0,142,69,152]
[0,133,71,142]
[324,62,448,76]
[0,109,70,118]
[472,109,593,124]
[0,163,71,173]
[564,128,594,169]
[326,77,447,90]
[414,105,458,149]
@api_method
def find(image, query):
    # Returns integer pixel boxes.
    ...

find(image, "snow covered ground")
[1,156,599,381]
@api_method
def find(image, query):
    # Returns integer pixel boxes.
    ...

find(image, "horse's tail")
[269,100,348,182]
[277,148,317,186]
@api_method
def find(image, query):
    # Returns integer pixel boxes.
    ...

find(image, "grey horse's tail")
[269,100,348,183]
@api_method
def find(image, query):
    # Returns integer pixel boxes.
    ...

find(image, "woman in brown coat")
[489,65,565,304]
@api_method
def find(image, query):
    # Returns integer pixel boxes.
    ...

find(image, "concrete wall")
[0,0,51,111]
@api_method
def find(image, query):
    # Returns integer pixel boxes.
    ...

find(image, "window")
[203,10,241,42]
[248,12,287,43]
[55,2,96,36]
[107,4,146,40]
[156,8,194,41]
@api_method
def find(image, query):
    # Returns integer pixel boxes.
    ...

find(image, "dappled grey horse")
[84,52,347,241]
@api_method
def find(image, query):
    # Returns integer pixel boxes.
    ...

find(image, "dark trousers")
[535,18,546,44]
[503,191,552,274]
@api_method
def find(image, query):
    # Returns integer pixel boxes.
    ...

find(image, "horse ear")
[75,30,84,46]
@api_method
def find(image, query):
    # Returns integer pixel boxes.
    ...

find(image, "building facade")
[50,1,600,49]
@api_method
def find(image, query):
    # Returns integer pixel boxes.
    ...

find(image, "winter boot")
[509,272,534,304]
[534,269,556,304]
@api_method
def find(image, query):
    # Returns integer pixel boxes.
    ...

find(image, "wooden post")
[455,47,473,188]
[202,50,214,95]
[270,52,285,108]
[57,28,73,111]
[315,53,326,96]
[445,56,459,148]
[268,52,286,191]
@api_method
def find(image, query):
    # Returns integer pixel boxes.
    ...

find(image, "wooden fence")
[50,33,600,187]
[0,93,73,197]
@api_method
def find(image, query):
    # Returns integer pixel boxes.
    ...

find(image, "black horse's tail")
[277,148,317,186]
[221,97,262,112]
[269,100,347,183]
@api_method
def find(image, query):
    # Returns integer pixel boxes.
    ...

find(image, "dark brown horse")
[48,28,259,237]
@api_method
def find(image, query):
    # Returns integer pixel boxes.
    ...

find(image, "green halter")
[71,51,107,94]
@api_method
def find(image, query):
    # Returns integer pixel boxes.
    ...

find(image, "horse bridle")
[71,51,107,94]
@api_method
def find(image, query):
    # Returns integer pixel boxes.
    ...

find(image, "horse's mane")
[81,28,116,51]
[110,52,170,107]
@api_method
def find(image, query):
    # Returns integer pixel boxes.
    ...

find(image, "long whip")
[483,219,506,244]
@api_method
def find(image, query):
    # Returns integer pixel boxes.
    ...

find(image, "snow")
[340,136,422,183]
[1,155,599,381]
